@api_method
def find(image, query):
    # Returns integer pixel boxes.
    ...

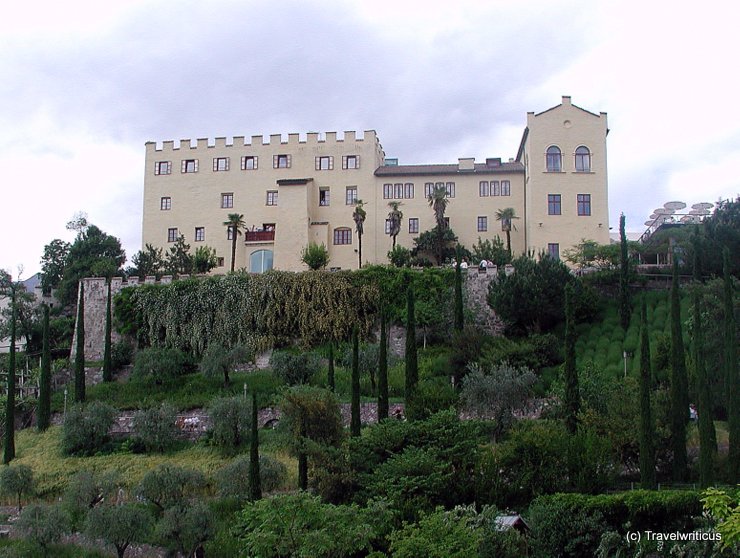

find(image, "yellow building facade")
[141,96,609,272]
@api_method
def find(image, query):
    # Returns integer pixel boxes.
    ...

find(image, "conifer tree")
[563,282,579,434]
[378,312,389,421]
[693,232,714,487]
[619,214,631,330]
[638,296,656,488]
[249,390,261,501]
[102,280,112,382]
[404,282,418,404]
[37,304,51,431]
[724,247,739,483]
[3,286,17,464]
[350,326,361,437]
[74,281,86,403]
[670,253,688,481]
[454,246,464,332]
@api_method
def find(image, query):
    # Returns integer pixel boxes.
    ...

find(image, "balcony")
[245,230,275,243]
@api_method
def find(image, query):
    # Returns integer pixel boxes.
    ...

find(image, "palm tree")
[427,184,449,265]
[223,213,245,272]
[352,200,366,269]
[387,201,403,249]
[495,207,519,257]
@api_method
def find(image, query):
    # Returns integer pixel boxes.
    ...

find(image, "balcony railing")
[245,230,275,242]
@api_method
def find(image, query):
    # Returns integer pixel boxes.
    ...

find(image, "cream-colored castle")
[141,96,609,272]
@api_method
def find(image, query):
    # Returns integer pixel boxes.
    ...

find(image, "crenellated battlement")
[146,130,379,152]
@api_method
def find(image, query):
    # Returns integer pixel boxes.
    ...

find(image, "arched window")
[575,146,591,172]
[546,146,562,172]
[249,249,273,273]
[333,227,352,245]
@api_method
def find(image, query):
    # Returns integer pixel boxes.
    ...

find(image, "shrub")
[136,464,205,512]
[269,350,321,386]
[0,464,34,512]
[155,500,214,558]
[388,245,411,268]
[215,454,288,500]
[61,401,117,456]
[200,342,255,386]
[404,379,458,422]
[389,505,484,558]
[132,402,178,453]
[301,242,330,270]
[132,347,189,384]
[208,396,251,452]
[84,503,152,558]
[62,470,120,529]
[110,340,133,370]
[15,504,68,552]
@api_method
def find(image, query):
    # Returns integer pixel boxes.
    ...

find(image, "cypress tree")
[102,280,112,382]
[454,247,464,332]
[638,296,656,489]
[724,247,739,483]
[37,304,51,431]
[74,281,86,403]
[350,326,361,437]
[693,232,713,487]
[563,282,579,434]
[619,214,631,330]
[404,282,418,403]
[327,342,335,392]
[378,311,389,421]
[3,287,17,464]
[298,417,308,490]
[249,390,262,501]
[670,253,688,481]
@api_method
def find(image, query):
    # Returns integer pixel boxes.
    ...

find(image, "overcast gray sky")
[2,0,739,276]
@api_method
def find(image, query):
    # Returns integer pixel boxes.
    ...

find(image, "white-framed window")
[241,155,258,170]
[479,181,490,197]
[316,156,334,170]
[221,193,234,208]
[181,159,198,173]
[343,155,360,169]
[501,180,511,196]
[346,186,357,205]
[227,227,234,240]
[477,216,488,232]
[195,227,205,242]
[266,190,278,206]
[424,182,434,198]
[167,228,178,242]
[319,188,330,206]
[154,161,172,175]
[273,154,291,168]
[408,218,419,234]
[160,196,171,210]
[383,183,392,199]
[445,182,456,198]
[575,146,591,172]
[250,249,274,273]
[213,157,229,171]
[546,146,562,172]
[404,183,414,199]
[492,181,500,196]
[385,219,392,234]
[548,243,560,260]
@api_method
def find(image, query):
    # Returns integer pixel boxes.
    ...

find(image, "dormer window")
[575,146,591,172]
[546,146,562,172]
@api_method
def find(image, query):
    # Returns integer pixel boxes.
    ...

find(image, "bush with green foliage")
[208,396,250,452]
[270,350,321,385]
[388,245,412,267]
[136,464,205,512]
[132,402,178,453]
[61,401,117,456]
[62,470,120,529]
[471,236,511,267]
[235,492,390,558]
[701,487,740,552]
[215,454,288,500]
[301,242,330,270]
[155,501,214,558]
[15,504,68,553]
[0,464,34,512]
[404,378,458,421]
[110,340,133,370]
[132,347,190,384]
[527,491,704,558]
[200,342,255,386]
[84,503,152,558]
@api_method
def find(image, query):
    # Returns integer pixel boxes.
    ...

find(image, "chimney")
[562,95,572,106]
[458,157,475,171]
[485,157,502,168]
